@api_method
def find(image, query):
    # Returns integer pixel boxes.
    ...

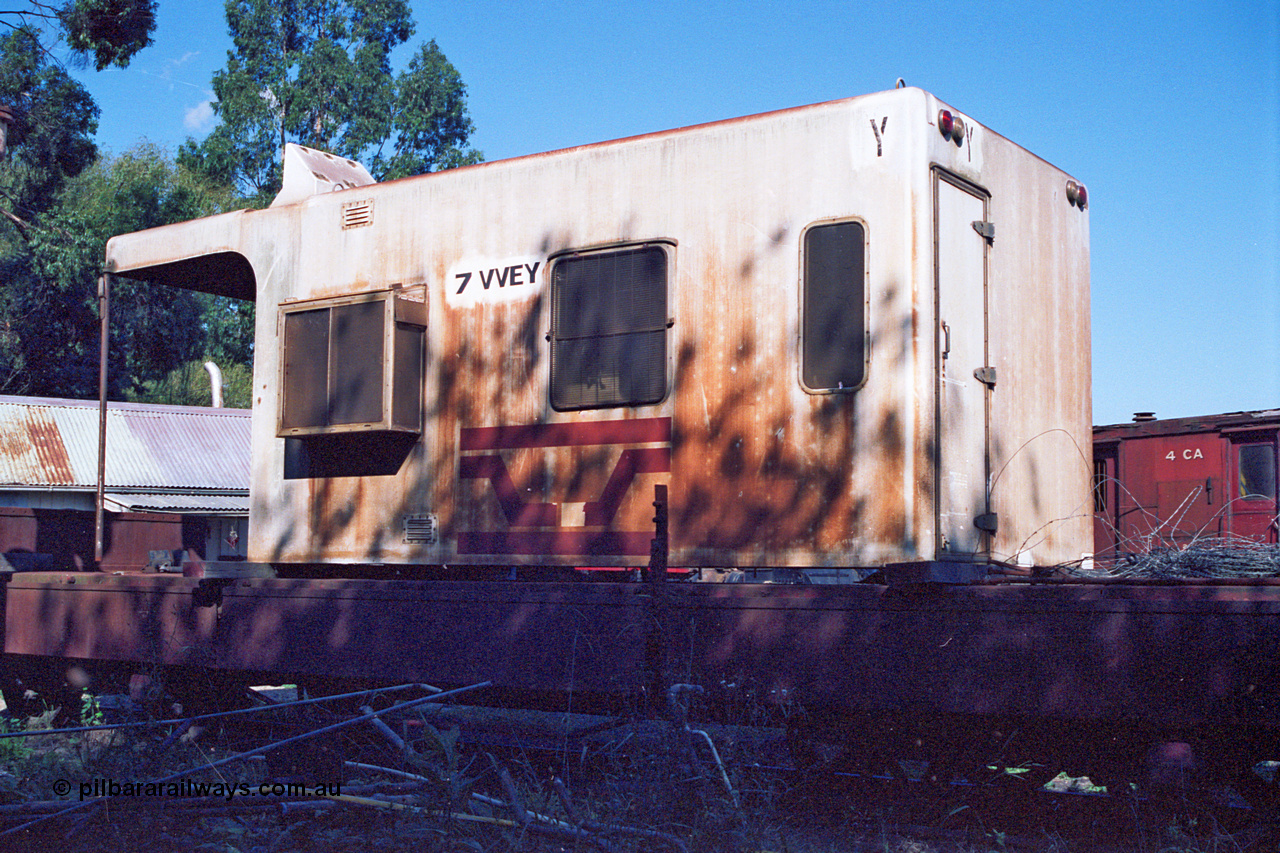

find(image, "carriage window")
[1239,444,1277,500]
[802,220,867,392]
[550,245,669,410]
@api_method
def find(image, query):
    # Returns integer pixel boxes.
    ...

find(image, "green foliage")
[0,27,99,222]
[131,359,253,408]
[0,716,31,765]
[60,140,239,232]
[0,26,101,396]
[58,0,157,70]
[376,39,484,180]
[201,293,255,368]
[181,0,481,202]
[0,1,156,71]
[78,690,104,726]
[47,145,239,397]
[0,22,254,407]
[0,141,254,402]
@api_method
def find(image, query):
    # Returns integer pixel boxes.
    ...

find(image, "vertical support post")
[94,273,110,567]
[649,484,668,581]
[644,484,669,712]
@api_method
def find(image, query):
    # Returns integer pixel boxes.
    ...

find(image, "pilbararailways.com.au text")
[64,778,342,801]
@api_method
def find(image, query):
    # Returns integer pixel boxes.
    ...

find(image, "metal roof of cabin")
[1094,408,1280,440]
[0,395,250,491]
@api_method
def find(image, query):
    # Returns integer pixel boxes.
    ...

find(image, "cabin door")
[1229,436,1278,543]
[934,170,992,559]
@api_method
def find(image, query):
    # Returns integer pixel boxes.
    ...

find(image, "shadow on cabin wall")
[284,433,419,479]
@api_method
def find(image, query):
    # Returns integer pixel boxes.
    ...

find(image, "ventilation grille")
[404,514,438,544]
[342,200,374,229]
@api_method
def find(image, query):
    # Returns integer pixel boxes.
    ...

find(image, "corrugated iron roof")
[0,396,250,491]
[104,493,250,514]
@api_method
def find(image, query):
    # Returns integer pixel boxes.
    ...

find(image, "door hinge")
[971,220,995,243]
[974,366,997,388]
[974,512,999,534]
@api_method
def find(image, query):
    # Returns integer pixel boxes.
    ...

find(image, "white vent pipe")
[203,361,224,408]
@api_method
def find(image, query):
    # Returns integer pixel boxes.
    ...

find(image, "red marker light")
[938,109,965,145]
[1066,181,1088,209]
[938,109,954,139]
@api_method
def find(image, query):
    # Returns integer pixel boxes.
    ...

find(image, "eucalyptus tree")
[0,8,252,403]
[0,0,156,70]
[181,0,481,203]
[0,143,245,400]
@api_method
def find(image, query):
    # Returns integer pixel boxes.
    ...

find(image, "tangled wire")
[1069,536,1280,580]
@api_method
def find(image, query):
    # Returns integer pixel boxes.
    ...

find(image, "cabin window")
[550,244,669,410]
[278,291,425,437]
[1239,444,1277,500]
[1092,457,1109,513]
[802,220,867,392]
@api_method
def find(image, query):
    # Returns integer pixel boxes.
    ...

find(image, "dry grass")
[0,691,1271,853]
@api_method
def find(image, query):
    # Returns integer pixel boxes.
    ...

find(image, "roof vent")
[1133,412,1157,422]
[272,143,375,208]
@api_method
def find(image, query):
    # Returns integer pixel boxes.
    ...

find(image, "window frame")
[799,218,870,395]
[547,240,674,412]
[1092,456,1110,513]
[276,289,426,438]
[1237,442,1278,501]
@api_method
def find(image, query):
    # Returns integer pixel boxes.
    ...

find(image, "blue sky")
[69,0,1279,426]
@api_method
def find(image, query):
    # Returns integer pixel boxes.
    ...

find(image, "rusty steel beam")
[7,573,1280,732]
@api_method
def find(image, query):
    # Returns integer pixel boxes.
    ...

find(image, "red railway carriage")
[1093,410,1280,558]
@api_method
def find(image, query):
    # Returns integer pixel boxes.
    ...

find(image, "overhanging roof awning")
[103,492,249,515]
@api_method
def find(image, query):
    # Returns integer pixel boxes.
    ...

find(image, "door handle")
[941,321,951,360]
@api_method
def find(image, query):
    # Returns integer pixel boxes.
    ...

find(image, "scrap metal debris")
[1070,537,1280,580]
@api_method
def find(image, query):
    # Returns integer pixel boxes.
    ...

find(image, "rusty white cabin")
[104,87,1091,576]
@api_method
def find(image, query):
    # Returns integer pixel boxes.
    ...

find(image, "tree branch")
[0,15,72,73]
[0,10,59,20]
[0,204,32,237]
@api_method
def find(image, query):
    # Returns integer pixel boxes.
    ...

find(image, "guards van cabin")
[104,86,1092,577]
[1093,409,1280,558]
